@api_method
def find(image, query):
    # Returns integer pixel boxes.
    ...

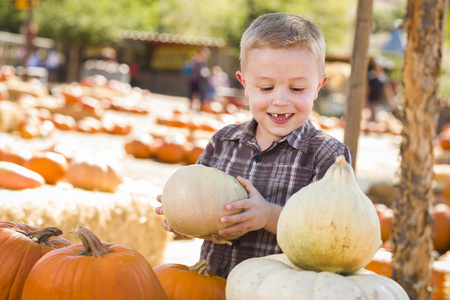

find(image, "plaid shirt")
[197,117,350,278]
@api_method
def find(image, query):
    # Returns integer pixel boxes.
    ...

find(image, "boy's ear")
[236,71,250,98]
[314,74,328,100]
[318,74,328,90]
[236,71,246,88]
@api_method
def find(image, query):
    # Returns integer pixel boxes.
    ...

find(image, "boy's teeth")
[270,113,292,119]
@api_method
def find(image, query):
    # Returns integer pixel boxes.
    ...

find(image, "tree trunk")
[67,42,82,83]
[391,0,447,298]
[343,0,373,170]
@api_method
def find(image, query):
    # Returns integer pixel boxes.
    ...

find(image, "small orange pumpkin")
[21,226,167,300]
[374,203,394,243]
[0,221,71,299]
[0,144,32,166]
[155,134,188,164]
[23,151,69,185]
[183,139,208,165]
[0,161,45,190]
[124,134,155,159]
[66,156,122,193]
[432,203,450,253]
[153,259,226,300]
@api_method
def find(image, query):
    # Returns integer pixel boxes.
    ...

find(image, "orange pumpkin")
[374,203,394,243]
[0,144,32,166]
[66,156,122,193]
[153,260,226,300]
[432,203,450,253]
[124,134,155,159]
[61,83,83,104]
[21,226,167,300]
[51,113,77,131]
[0,161,45,190]
[439,130,450,150]
[0,221,71,299]
[155,134,188,164]
[366,248,450,300]
[184,139,208,165]
[23,151,69,185]
[364,248,393,277]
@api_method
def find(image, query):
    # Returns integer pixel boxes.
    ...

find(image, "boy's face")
[236,47,327,146]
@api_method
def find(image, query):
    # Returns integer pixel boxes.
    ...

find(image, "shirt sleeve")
[311,136,351,181]
[196,132,217,167]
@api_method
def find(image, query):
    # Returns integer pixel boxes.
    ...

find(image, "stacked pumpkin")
[225,156,409,299]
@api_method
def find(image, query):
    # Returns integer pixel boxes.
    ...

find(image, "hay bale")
[0,100,20,133]
[0,178,170,267]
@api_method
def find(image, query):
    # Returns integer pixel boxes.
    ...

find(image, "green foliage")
[0,0,421,57]
[33,0,159,45]
[0,0,27,33]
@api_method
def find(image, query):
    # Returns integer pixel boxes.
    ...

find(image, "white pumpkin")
[226,254,409,300]
[162,164,248,245]
[277,155,381,274]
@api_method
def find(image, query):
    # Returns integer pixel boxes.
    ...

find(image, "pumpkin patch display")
[226,254,409,300]
[21,225,167,300]
[277,155,381,274]
[162,164,248,245]
[154,259,226,300]
[0,221,71,300]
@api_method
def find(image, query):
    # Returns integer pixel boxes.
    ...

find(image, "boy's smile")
[236,47,328,150]
[268,113,294,124]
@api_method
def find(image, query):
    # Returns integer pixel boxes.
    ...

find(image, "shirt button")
[254,156,262,162]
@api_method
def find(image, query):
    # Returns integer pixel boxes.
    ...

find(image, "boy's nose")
[272,92,290,105]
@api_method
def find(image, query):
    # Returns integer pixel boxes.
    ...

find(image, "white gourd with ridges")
[162,164,248,245]
[277,155,381,274]
[226,254,409,300]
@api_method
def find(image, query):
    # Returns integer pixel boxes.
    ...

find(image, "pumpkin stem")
[73,225,111,257]
[334,155,347,166]
[26,226,63,246]
[188,259,211,276]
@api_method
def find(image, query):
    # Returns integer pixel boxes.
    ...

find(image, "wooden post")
[343,0,373,170]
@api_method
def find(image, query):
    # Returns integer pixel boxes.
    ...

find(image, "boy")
[155,13,350,278]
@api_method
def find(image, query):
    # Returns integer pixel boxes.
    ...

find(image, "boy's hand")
[217,176,282,237]
[154,194,191,239]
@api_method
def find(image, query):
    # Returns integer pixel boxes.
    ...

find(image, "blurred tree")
[156,0,356,55]
[33,0,160,81]
[0,0,27,32]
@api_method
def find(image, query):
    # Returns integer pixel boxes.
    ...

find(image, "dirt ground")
[0,92,402,266]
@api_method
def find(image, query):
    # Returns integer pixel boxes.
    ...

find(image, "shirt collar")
[221,117,318,152]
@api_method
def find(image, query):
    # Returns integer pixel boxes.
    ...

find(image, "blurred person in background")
[45,48,61,82]
[182,48,211,111]
[365,60,396,123]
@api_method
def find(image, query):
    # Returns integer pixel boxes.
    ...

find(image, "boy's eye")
[291,87,305,92]
[260,87,273,92]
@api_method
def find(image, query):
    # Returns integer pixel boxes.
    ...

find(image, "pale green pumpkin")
[162,165,248,245]
[277,155,381,274]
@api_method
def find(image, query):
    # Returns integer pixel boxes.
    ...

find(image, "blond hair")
[239,13,326,76]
